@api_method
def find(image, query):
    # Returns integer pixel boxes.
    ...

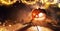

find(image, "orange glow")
[40,0,57,9]
[34,13,46,21]
[40,0,57,4]
[0,0,17,5]
[0,27,8,31]
[26,26,53,31]
[32,9,40,19]
[33,13,36,16]
[21,0,38,5]
[43,2,51,9]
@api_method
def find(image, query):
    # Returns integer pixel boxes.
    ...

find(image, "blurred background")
[0,0,60,31]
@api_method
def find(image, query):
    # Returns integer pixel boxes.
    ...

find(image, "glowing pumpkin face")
[32,9,46,21]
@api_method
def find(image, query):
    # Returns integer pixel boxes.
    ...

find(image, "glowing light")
[34,13,46,21]
[49,0,57,4]
[21,0,38,5]
[43,2,51,9]
[40,0,58,9]
[37,26,42,31]
[38,13,45,18]
[33,13,36,16]
[37,26,53,31]
[41,0,57,4]
[58,3,60,8]
[40,0,51,9]
[26,26,53,31]
[0,27,8,31]
[40,0,48,4]
[26,26,42,31]
[0,0,17,5]
[9,25,12,27]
